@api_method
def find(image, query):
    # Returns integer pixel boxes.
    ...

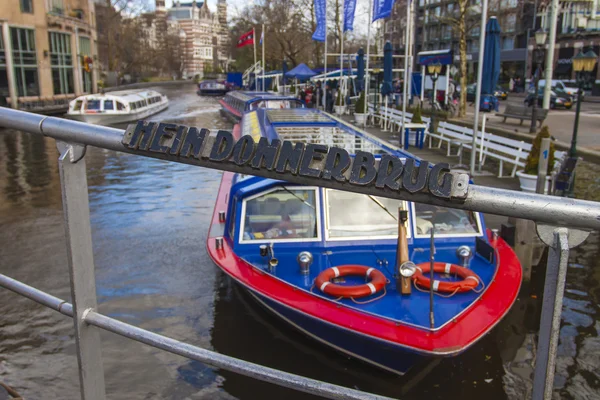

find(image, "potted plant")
[334,90,345,115]
[354,91,367,124]
[407,106,424,146]
[516,125,555,194]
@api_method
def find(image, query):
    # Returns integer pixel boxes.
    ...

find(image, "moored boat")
[67,90,168,125]
[207,107,522,375]
[197,80,231,96]
[219,91,305,123]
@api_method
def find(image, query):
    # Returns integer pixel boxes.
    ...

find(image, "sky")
[162,0,374,36]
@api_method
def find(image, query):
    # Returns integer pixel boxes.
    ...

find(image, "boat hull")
[197,89,228,96]
[68,102,168,125]
[247,284,422,375]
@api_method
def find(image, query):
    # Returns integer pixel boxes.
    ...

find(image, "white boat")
[67,90,169,124]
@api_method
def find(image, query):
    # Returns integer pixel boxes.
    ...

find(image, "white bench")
[378,106,431,133]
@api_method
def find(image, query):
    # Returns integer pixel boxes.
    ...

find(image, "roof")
[78,89,165,102]
[227,91,299,103]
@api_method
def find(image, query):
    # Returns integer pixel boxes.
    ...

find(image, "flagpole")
[340,7,345,107]
[253,27,257,89]
[324,0,328,112]
[401,0,411,146]
[363,0,372,127]
[262,24,265,91]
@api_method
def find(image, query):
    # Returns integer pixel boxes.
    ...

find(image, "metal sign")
[122,121,469,201]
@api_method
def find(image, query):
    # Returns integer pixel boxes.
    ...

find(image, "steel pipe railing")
[1,106,599,231]
[0,273,394,400]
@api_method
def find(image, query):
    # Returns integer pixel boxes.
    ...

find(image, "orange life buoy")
[413,262,481,293]
[315,265,387,298]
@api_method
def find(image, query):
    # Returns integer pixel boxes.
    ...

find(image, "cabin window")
[325,189,409,240]
[117,102,125,110]
[412,204,481,237]
[240,187,319,243]
[73,100,83,111]
[129,102,136,110]
[85,100,101,110]
[103,100,114,110]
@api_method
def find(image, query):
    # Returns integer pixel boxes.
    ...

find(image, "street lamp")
[570,49,598,158]
[427,61,442,131]
[529,29,548,133]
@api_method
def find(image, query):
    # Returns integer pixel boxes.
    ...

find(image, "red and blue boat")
[207,100,522,375]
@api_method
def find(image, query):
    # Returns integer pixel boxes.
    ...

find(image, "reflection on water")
[0,83,598,399]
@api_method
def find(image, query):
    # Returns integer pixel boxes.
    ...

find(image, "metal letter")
[275,141,305,175]
[180,127,208,159]
[375,155,404,190]
[322,147,351,182]
[209,130,234,161]
[251,137,281,170]
[403,159,429,193]
[231,135,256,166]
[349,151,377,186]
[123,121,156,150]
[169,125,188,156]
[428,163,452,199]
[299,144,328,178]
[149,123,177,154]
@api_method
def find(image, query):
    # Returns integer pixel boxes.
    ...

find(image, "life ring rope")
[314,265,387,299]
[413,262,485,296]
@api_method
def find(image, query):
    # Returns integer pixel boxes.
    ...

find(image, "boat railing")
[0,106,598,400]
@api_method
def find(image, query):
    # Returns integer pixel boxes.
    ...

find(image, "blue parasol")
[480,17,501,111]
[356,48,365,92]
[381,41,393,96]
[285,63,317,80]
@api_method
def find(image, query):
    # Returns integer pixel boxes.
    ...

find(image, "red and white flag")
[236,29,254,48]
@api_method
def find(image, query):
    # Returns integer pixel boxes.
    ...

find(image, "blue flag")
[343,0,357,32]
[312,0,326,42]
[373,0,395,22]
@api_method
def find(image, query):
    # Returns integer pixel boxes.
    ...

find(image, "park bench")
[496,104,548,126]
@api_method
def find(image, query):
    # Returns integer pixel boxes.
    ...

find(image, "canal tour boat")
[197,80,231,96]
[206,107,522,375]
[219,91,305,123]
[67,89,169,125]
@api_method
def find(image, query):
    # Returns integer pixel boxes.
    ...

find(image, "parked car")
[524,88,573,109]
[464,84,507,102]
[538,79,584,102]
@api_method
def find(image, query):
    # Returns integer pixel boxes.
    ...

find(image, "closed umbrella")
[356,48,365,92]
[480,17,501,111]
[381,41,393,96]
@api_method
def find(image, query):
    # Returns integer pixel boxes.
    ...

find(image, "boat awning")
[310,69,357,81]
[417,49,453,66]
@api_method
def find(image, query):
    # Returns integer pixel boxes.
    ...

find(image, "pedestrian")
[325,84,334,113]
[509,77,515,93]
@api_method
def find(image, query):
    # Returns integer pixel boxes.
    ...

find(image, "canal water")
[0,83,598,399]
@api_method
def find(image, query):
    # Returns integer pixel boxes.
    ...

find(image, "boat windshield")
[325,190,408,239]
[413,203,480,237]
[248,100,303,110]
[241,187,319,242]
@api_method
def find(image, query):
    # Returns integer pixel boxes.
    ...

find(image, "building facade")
[163,0,230,78]
[1,0,98,110]
[533,0,600,89]
[379,0,536,85]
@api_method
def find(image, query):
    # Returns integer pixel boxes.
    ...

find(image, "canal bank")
[0,85,598,399]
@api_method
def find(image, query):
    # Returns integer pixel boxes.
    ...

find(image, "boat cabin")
[68,89,168,122]
[220,91,305,122]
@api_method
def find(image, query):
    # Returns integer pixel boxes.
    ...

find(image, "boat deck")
[241,243,497,330]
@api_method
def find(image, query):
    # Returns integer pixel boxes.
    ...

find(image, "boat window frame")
[323,188,411,241]
[410,204,484,239]
[238,185,322,245]
[103,99,114,111]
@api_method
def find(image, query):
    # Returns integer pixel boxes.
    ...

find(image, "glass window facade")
[79,36,92,93]
[0,25,8,102]
[10,27,39,97]
[49,32,74,95]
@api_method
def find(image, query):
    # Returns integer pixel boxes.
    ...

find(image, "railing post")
[533,226,589,400]
[58,142,106,400]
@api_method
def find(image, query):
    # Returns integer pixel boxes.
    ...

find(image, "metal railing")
[0,106,599,400]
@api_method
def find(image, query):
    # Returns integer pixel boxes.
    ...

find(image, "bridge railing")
[0,106,598,400]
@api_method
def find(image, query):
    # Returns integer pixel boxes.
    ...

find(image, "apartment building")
[379,0,536,84]
[535,0,600,87]
[1,0,98,111]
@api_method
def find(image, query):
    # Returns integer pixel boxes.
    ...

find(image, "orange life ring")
[315,265,387,298]
[413,262,481,293]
